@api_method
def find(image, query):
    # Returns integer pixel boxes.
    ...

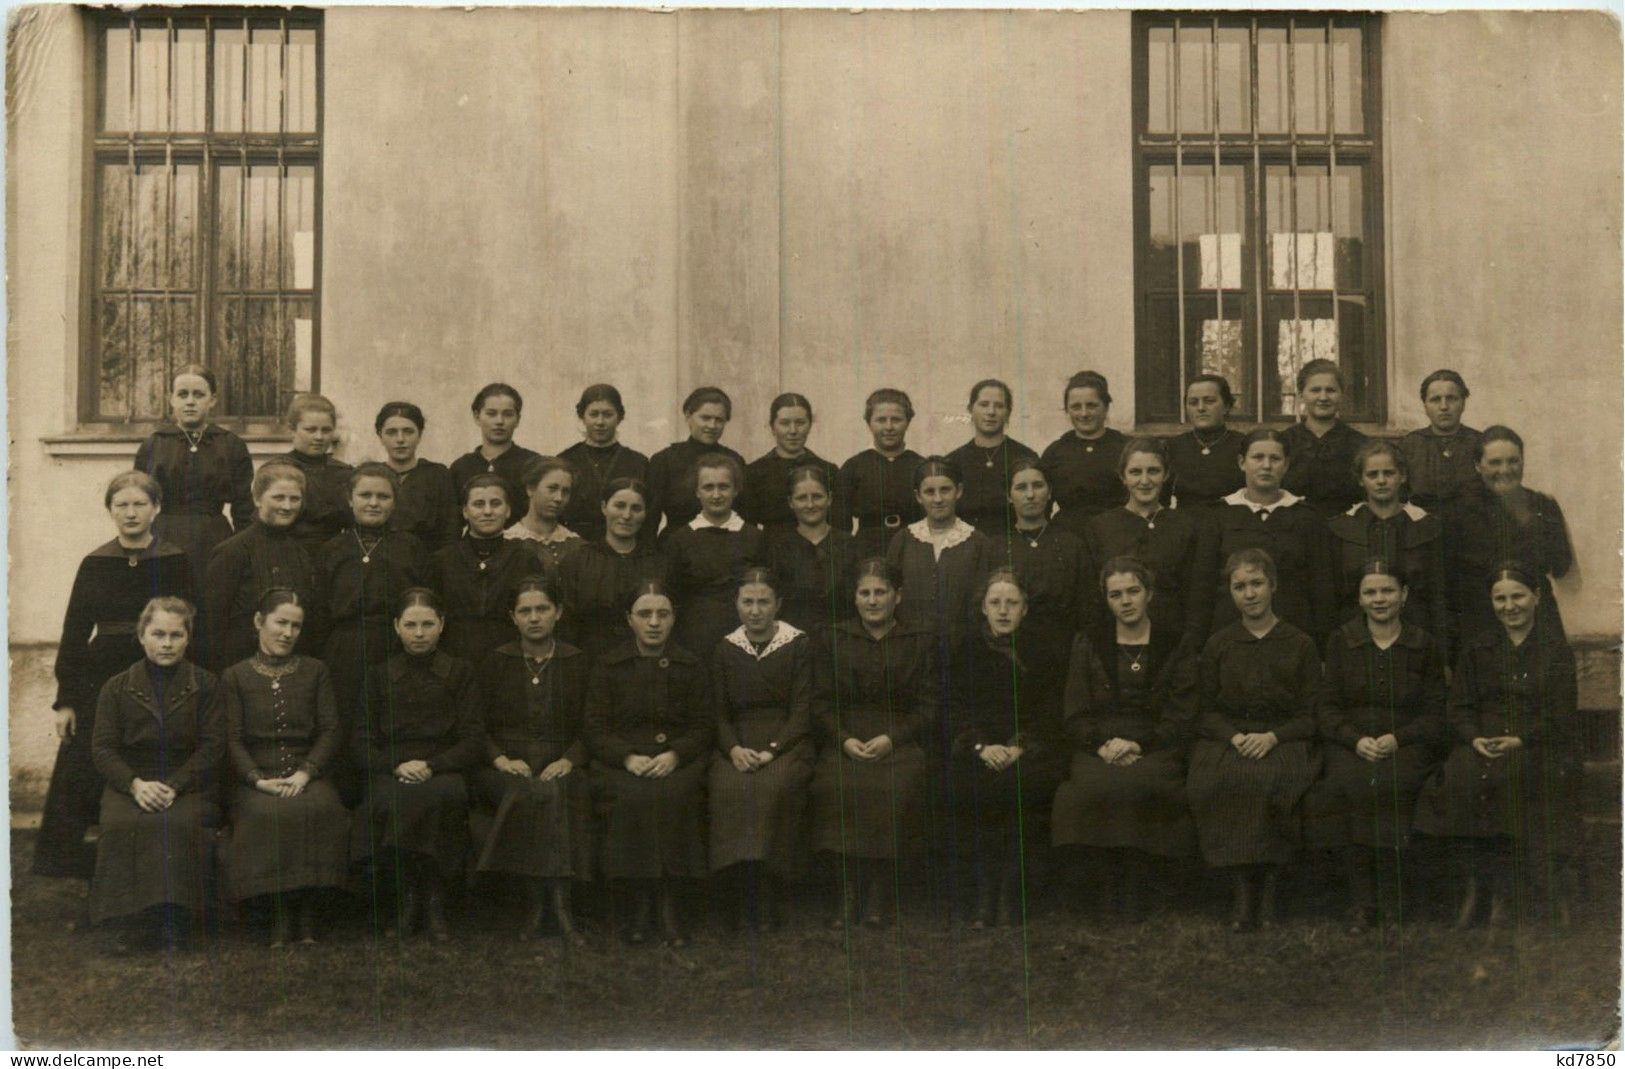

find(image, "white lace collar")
[504,522,580,544]
[689,511,746,532]
[723,620,804,660]
[1345,501,1429,521]
[907,517,977,561]
[1222,488,1304,515]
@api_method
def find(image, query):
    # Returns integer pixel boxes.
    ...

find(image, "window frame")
[76,7,323,434]
[1130,12,1386,427]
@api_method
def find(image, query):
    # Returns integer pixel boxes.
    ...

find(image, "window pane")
[1264,295,1337,417]
[1265,164,1366,291]
[213,25,245,133]
[285,165,318,289]
[1147,164,1246,292]
[1334,165,1365,287]
[1139,296,1183,422]
[1177,24,1213,134]
[215,297,309,418]
[1216,25,1250,133]
[1142,296,1253,422]
[287,28,318,133]
[97,297,130,419]
[248,26,284,133]
[104,26,131,131]
[134,24,168,132]
[1257,27,1287,134]
[1147,27,1175,134]
[173,25,207,132]
[218,163,312,290]
[98,297,196,421]
[1331,25,1364,134]
[1292,24,1328,135]
[98,164,131,289]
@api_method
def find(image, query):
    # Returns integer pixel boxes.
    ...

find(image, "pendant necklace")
[354,528,385,564]
[1192,427,1226,457]
[1124,645,1147,673]
[181,426,205,453]
[524,649,554,686]
[252,655,300,691]
[1020,522,1047,549]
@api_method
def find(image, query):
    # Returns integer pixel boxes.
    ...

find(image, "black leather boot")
[1343,847,1374,934]
[1256,866,1280,929]
[269,897,292,949]
[519,879,548,942]
[626,881,653,945]
[422,875,451,943]
[830,864,860,930]
[657,879,688,948]
[296,892,319,945]
[1229,869,1254,933]
[551,880,586,946]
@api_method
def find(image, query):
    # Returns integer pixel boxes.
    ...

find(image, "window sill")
[41,430,292,459]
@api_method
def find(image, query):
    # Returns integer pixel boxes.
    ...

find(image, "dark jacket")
[710,627,815,755]
[813,620,941,747]
[449,443,543,530]
[1317,619,1447,750]
[1062,628,1196,752]
[270,450,355,553]
[584,643,713,766]
[476,641,591,769]
[645,439,747,540]
[204,522,322,670]
[355,651,485,774]
[1326,502,1450,644]
[1084,505,1218,649]
[222,655,343,783]
[953,626,1067,756]
[135,423,254,527]
[1448,622,1577,746]
[91,660,223,796]
[1281,420,1367,519]
[1195,621,1321,742]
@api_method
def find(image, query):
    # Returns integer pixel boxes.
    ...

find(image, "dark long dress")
[1399,425,1481,513]
[1084,505,1217,650]
[353,651,484,882]
[317,528,429,720]
[1051,630,1198,857]
[1303,621,1446,851]
[557,540,673,662]
[1281,420,1367,520]
[89,660,223,923]
[391,459,461,553]
[135,422,254,583]
[1414,622,1581,863]
[707,625,816,876]
[557,441,650,545]
[1326,503,1450,644]
[449,442,543,530]
[834,447,925,559]
[740,449,839,534]
[663,516,769,663]
[585,643,713,879]
[203,521,322,671]
[944,437,1039,536]
[1442,484,1573,648]
[431,535,538,665]
[221,656,350,900]
[1040,429,1128,538]
[645,438,748,540]
[271,450,355,556]
[1185,620,1322,867]
[766,526,858,635]
[1165,428,1246,511]
[810,620,938,859]
[35,539,195,879]
[471,642,593,881]
[1208,491,1334,641]
[987,524,1092,672]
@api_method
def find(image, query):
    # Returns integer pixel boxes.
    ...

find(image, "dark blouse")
[317,528,430,630]
[91,661,222,795]
[557,540,674,659]
[271,450,355,553]
[204,522,322,669]
[1040,429,1129,537]
[1208,497,1334,640]
[1280,420,1367,520]
[222,655,342,783]
[54,539,196,711]
[739,449,839,533]
[645,438,748,540]
[814,620,941,746]
[710,629,815,755]
[1326,503,1449,642]
[988,525,1092,652]
[1442,485,1574,642]
[885,523,993,649]
[1195,620,1321,741]
[834,448,925,555]
[766,526,859,633]
[584,643,713,765]
[449,442,543,530]
[1062,629,1195,751]
[391,459,461,552]
[505,528,586,582]
[1083,506,1217,647]
[135,423,253,527]
[558,441,650,545]
[1165,428,1246,511]
[663,523,770,614]
[1399,425,1482,513]
[953,627,1066,756]
[431,536,540,664]
[1317,620,1447,749]
[476,641,591,769]
[944,437,1039,535]
[355,651,484,773]
[1448,623,1577,746]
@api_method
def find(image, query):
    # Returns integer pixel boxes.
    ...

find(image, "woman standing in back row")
[945,379,1038,536]
[740,393,838,534]
[559,384,649,546]
[837,388,925,559]
[1041,371,1127,538]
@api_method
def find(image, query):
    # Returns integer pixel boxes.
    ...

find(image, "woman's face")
[788,477,830,528]
[139,610,190,667]
[981,580,1028,637]
[1184,381,1229,431]
[581,400,622,447]
[476,394,520,447]
[770,405,812,456]
[1065,386,1108,437]
[169,373,215,429]
[1239,440,1288,493]
[1491,578,1539,631]
[1423,380,1466,434]
[867,403,910,452]
[687,402,729,446]
[256,478,304,528]
[108,486,159,541]
[291,409,336,458]
[1009,469,1053,523]
[1228,564,1275,620]
[695,466,737,518]
[255,603,305,657]
[510,590,561,645]
[1300,372,1342,422]
[463,486,511,537]
[395,604,445,656]
[531,469,573,522]
[1476,440,1524,495]
[350,475,396,529]
[1359,452,1404,508]
[736,581,781,636]
[1103,571,1151,628]
[603,488,648,540]
[1121,451,1167,508]
[627,594,675,649]
[1358,573,1407,625]
[969,387,1010,439]
[915,474,962,524]
[377,416,421,466]
[854,575,901,628]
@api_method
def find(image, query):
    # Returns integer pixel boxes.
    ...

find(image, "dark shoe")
[626,883,653,945]
[1486,877,1510,930]
[269,902,292,949]
[970,875,995,930]
[862,875,888,928]
[551,881,586,947]
[1344,905,1372,935]
[1452,875,1482,930]
[999,867,1024,927]
[829,877,858,930]
[1256,869,1280,930]
[423,884,451,943]
[657,881,688,948]
[1228,872,1254,933]
[386,885,419,940]
[296,895,319,945]
[753,877,781,934]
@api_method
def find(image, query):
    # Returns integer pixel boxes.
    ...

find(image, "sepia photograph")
[4,1,1622,1050]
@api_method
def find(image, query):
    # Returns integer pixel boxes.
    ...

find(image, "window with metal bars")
[84,10,321,426]
[1132,13,1383,425]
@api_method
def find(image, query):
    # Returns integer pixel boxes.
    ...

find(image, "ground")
[9,831,1619,1050]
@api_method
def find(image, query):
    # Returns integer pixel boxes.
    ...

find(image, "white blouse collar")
[907,517,977,560]
[723,620,804,660]
[1345,501,1430,521]
[1222,488,1304,515]
[503,522,580,544]
[689,511,747,532]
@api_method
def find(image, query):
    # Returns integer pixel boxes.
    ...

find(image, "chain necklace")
[1122,644,1148,673]
[353,528,386,564]
[251,655,301,690]
[180,425,206,453]
[581,442,624,484]
[1192,426,1227,456]
[1016,521,1048,549]
[522,645,555,686]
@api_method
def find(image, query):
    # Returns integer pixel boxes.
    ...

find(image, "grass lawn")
[10,830,1619,1050]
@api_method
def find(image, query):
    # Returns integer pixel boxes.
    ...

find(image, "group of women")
[34,358,1582,950]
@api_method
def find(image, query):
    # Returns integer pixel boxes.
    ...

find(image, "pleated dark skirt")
[1413,742,1582,857]
[810,742,929,860]
[1052,749,1197,858]
[34,733,103,879]
[944,748,1066,860]
[471,767,593,880]
[1186,739,1319,867]
[1303,745,1437,850]
[591,759,707,879]
[707,742,813,875]
[224,780,351,900]
[352,773,471,882]
[90,789,221,923]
